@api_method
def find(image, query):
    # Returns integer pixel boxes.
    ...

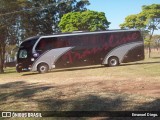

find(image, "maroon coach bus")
[16,30,144,73]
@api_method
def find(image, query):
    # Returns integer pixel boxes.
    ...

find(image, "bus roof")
[25,36,41,41]
[40,29,140,39]
[22,29,140,43]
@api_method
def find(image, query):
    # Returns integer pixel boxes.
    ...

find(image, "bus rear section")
[16,30,144,73]
[102,30,144,66]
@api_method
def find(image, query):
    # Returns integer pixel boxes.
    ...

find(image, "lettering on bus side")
[59,32,141,64]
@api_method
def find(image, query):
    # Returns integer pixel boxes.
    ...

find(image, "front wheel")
[108,57,119,67]
[37,63,49,74]
[16,65,22,73]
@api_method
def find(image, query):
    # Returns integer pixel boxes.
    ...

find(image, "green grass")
[0,67,23,80]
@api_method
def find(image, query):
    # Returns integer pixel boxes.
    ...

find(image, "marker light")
[33,53,39,57]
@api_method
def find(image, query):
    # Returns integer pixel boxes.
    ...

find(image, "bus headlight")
[31,58,35,61]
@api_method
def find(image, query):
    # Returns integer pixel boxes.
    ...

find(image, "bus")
[16,30,144,73]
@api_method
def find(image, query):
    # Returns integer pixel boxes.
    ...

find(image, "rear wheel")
[37,63,49,74]
[108,57,119,67]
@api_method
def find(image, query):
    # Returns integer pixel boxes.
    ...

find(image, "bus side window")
[35,39,45,51]
[36,38,54,51]
[44,39,53,50]
[36,37,69,51]
[53,39,68,48]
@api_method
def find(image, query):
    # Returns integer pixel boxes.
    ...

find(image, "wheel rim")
[110,59,117,66]
[40,66,46,72]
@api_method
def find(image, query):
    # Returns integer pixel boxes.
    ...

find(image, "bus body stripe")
[102,41,143,64]
[31,47,74,72]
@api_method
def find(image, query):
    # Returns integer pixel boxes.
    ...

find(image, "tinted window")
[21,37,39,48]
[35,37,68,51]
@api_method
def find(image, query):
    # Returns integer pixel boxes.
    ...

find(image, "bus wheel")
[16,66,22,73]
[37,63,49,74]
[108,57,119,67]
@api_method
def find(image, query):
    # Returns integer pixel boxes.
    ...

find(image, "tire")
[108,57,119,67]
[37,63,49,74]
[16,65,22,73]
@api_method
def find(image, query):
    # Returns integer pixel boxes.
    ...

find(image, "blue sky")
[87,0,160,34]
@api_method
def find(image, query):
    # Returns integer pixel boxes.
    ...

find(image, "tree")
[58,10,110,32]
[120,14,146,29]
[152,35,160,50]
[120,4,160,57]
[142,4,160,57]
[0,26,6,73]
[0,0,23,73]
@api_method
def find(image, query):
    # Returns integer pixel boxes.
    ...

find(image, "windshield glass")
[19,49,27,58]
[20,36,40,48]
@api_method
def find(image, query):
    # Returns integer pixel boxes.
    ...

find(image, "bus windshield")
[18,36,40,59]
[20,36,40,48]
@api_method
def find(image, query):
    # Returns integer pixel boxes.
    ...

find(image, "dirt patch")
[8,73,159,98]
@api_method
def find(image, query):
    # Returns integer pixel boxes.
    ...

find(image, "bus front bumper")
[16,64,31,72]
